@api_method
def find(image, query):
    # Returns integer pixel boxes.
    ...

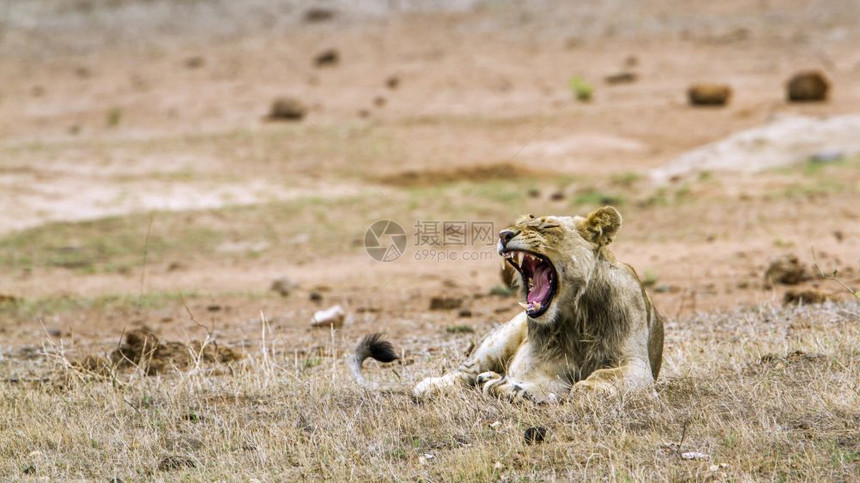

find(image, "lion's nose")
[498,229,519,246]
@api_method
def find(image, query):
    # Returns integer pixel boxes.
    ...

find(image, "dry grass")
[1,303,857,481]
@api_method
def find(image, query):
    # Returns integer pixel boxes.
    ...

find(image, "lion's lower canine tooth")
[518,302,529,310]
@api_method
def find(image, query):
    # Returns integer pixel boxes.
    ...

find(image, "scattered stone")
[309,291,323,302]
[267,98,306,121]
[386,75,400,89]
[157,455,196,472]
[624,55,639,68]
[681,451,710,461]
[206,304,221,312]
[0,294,21,305]
[549,191,565,201]
[314,49,339,67]
[524,426,547,445]
[787,70,829,102]
[311,305,346,328]
[373,95,387,108]
[833,230,844,242]
[270,277,296,296]
[357,109,371,118]
[184,56,205,69]
[527,188,540,198]
[764,254,810,287]
[605,72,637,85]
[457,309,472,318]
[688,84,732,106]
[784,289,831,305]
[304,8,335,22]
[430,297,463,310]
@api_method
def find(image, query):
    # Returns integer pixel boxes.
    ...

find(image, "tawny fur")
[351,207,664,403]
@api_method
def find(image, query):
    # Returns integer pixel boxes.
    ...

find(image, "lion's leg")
[479,372,568,404]
[413,313,527,399]
[576,358,653,395]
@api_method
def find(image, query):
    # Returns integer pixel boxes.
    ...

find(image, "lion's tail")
[349,333,409,394]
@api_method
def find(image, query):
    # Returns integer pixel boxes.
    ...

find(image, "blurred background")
[1,0,859,347]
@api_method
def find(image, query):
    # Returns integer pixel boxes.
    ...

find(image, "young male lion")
[351,206,663,403]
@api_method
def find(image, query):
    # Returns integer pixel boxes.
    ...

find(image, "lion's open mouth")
[502,250,557,317]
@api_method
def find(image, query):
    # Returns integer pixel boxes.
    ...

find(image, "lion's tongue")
[527,264,551,304]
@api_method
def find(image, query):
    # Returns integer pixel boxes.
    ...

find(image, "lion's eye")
[541,223,560,230]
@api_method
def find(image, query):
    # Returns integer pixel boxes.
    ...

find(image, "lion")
[350,206,663,403]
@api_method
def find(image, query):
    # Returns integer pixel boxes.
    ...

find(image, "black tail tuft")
[357,333,399,364]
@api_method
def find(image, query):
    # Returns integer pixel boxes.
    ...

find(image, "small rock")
[786,70,829,102]
[304,8,335,22]
[373,96,387,108]
[527,188,540,198]
[833,230,843,242]
[764,254,810,287]
[386,75,400,89]
[357,109,370,118]
[430,297,462,310]
[267,98,305,121]
[549,191,565,201]
[458,309,472,318]
[681,451,710,461]
[270,277,296,297]
[624,55,639,68]
[688,84,731,106]
[314,49,339,67]
[184,56,205,69]
[206,304,221,312]
[604,72,637,84]
[0,293,21,305]
[309,291,323,302]
[784,289,831,305]
[524,426,547,445]
[311,305,346,328]
[489,421,502,429]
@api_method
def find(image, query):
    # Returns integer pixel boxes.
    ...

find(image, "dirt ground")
[0,0,859,480]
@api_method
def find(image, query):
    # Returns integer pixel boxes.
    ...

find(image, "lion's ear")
[579,206,622,246]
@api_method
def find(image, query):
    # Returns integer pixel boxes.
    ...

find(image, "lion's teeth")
[518,302,529,310]
[516,252,524,265]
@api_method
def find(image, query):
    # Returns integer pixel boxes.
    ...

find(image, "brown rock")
[267,98,305,121]
[304,8,335,22]
[786,71,829,102]
[386,75,400,89]
[688,84,732,106]
[430,297,462,310]
[270,276,296,296]
[314,49,340,67]
[764,254,810,287]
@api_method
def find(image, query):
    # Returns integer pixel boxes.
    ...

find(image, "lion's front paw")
[413,371,471,400]
[479,373,533,402]
[573,379,619,396]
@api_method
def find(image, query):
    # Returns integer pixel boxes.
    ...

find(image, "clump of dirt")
[787,71,829,102]
[783,289,832,305]
[271,276,296,296]
[304,8,335,23]
[430,297,463,310]
[267,97,306,121]
[314,49,339,67]
[379,163,535,187]
[688,84,731,106]
[386,75,400,89]
[764,254,811,288]
[109,329,242,375]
